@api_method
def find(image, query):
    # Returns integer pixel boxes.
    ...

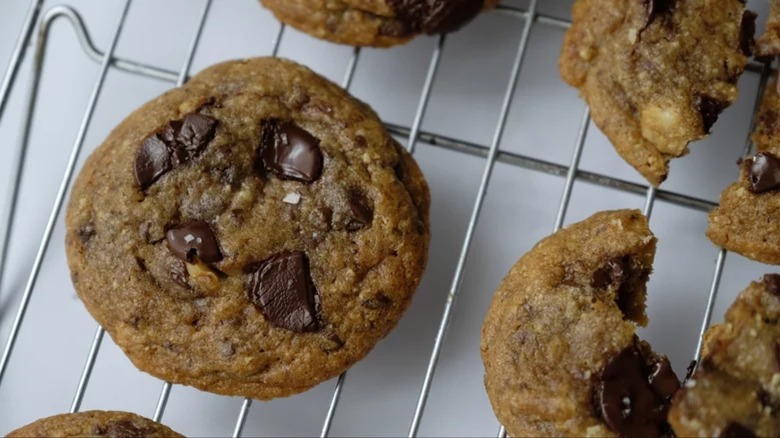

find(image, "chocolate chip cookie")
[757,0,780,60]
[6,411,182,437]
[559,0,756,186]
[481,210,680,437]
[65,57,430,400]
[669,275,780,437]
[708,74,780,265]
[258,0,499,47]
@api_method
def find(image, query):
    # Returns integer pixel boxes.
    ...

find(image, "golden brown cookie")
[559,0,755,186]
[258,0,499,47]
[65,57,430,400]
[757,0,780,59]
[7,411,182,437]
[480,210,680,437]
[669,275,780,437]
[708,75,780,265]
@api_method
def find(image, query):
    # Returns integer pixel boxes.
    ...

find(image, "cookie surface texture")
[481,210,680,437]
[669,275,780,437]
[65,57,430,400]
[258,0,499,47]
[708,75,780,265]
[7,410,183,437]
[757,0,780,59]
[559,0,754,185]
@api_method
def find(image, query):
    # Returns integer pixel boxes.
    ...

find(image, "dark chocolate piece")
[721,422,757,438]
[643,0,677,26]
[740,11,757,56]
[594,346,678,437]
[94,420,152,438]
[749,154,780,193]
[763,274,780,296]
[346,190,373,231]
[245,251,320,332]
[259,119,323,184]
[592,257,627,289]
[648,356,680,399]
[165,221,223,263]
[386,0,484,35]
[134,113,218,190]
[697,95,728,134]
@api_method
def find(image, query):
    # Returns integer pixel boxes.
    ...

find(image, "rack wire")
[0,0,771,436]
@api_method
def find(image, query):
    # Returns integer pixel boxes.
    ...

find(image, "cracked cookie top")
[65,57,430,400]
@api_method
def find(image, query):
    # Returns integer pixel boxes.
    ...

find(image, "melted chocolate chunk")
[346,190,373,231]
[594,346,679,437]
[386,0,484,35]
[648,357,680,399]
[258,119,323,183]
[643,0,677,26]
[165,221,223,263]
[721,422,757,438]
[245,251,320,332]
[740,11,757,56]
[748,154,780,193]
[134,112,218,190]
[94,420,152,438]
[697,95,729,134]
[592,257,627,289]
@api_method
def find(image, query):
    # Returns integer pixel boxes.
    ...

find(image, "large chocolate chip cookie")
[65,57,430,400]
[7,411,182,437]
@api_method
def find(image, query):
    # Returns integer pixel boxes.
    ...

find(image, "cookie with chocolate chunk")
[708,75,780,265]
[7,411,182,437]
[669,275,780,437]
[65,57,430,400]
[559,0,755,185]
[258,0,499,47]
[480,210,680,437]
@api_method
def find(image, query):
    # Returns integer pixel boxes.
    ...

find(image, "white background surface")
[0,0,774,436]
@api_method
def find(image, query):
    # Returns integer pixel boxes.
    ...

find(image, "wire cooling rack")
[0,0,774,436]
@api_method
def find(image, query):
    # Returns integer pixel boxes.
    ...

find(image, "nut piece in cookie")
[668,275,780,437]
[559,0,755,186]
[258,0,500,48]
[481,210,679,437]
[6,410,183,437]
[708,74,780,265]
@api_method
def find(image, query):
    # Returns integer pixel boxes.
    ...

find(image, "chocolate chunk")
[258,119,323,183]
[78,224,96,244]
[721,422,757,438]
[749,154,780,193]
[594,346,677,437]
[648,356,680,399]
[362,292,392,310]
[346,190,373,231]
[386,0,484,35]
[245,251,320,332]
[94,420,152,438]
[697,95,728,134]
[763,274,780,296]
[643,0,677,26]
[592,257,627,289]
[134,113,218,190]
[739,11,757,56]
[165,221,223,263]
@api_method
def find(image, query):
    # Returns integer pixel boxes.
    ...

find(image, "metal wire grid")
[0,0,771,436]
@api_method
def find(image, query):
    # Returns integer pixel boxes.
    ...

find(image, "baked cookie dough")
[708,74,780,265]
[559,0,755,186]
[259,0,499,47]
[757,0,780,60]
[7,411,182,437]
[65,57,430,400]
[669,275,780,437]
[481,210,680,437]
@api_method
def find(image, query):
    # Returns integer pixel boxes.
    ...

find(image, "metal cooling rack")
[0,0,771,436]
